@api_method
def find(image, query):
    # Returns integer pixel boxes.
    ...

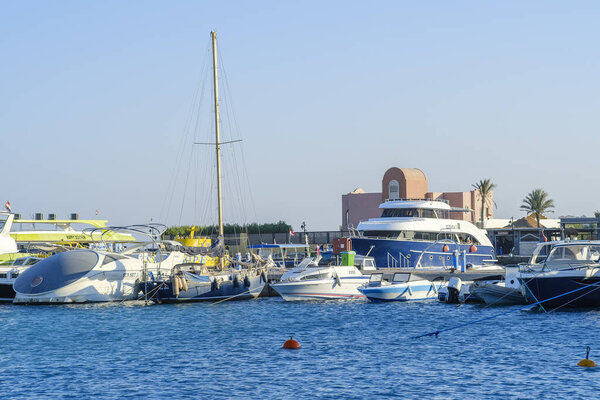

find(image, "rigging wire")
[414,279,600,339]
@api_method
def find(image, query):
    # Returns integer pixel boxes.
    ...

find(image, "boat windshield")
[381,208,441,218]
[546,245,600,264]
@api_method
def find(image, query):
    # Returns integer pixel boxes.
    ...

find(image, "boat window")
[12,259,25,266]
[25,258,40,266]
[12,272,19,278]
[102,254,127,266]
[300,272,330,280]
[456,233,480,245]
[381,209,417,218]
[381,208,439,218]
[369,273,383,283]
[362,230,402,238]
[0,273,6,279]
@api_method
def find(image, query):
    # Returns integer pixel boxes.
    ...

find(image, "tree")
[520,189,555,228]
[472,179,497,226]
[595,210,600,218]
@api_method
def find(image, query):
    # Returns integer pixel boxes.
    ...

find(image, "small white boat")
[271,254,375,301]
[358,272,446,302]
[469,266,527,305]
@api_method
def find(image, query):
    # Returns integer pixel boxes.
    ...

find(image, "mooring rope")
[414,280,600,339]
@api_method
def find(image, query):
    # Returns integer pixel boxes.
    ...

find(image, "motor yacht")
[351,199,495,268]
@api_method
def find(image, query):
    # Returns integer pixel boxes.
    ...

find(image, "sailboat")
[139,32,268,303]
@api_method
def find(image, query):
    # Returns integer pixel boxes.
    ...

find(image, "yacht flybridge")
[351,199,495,268]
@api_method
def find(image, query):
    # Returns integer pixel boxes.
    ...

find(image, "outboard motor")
[446,277,462,304]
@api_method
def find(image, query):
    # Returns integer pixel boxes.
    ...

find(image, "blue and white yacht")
[351,199,495,268]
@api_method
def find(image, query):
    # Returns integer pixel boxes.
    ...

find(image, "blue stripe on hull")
[351,238,495,268]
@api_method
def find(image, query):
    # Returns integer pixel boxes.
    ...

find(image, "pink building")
[341,167,493,230]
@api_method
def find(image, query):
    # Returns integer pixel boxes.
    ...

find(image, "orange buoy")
[442,244,450,252]
[283,336,301,350]
[470,245,478,253]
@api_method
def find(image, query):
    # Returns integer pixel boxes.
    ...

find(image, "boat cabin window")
[369,273,383,283]
[381,208,440,219]
[0,273,6,279]
[456,233,480,245]
[300,272,330,280]
[362,230,402,239]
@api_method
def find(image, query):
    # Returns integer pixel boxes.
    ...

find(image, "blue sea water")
[1,298,599,399]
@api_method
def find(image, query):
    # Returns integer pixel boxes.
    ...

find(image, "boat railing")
[384,198,450,204]
[387,252,410,268]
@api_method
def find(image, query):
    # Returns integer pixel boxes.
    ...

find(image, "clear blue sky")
[2,1,599,230]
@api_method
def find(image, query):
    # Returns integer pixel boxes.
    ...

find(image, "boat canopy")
[14,250,99,295]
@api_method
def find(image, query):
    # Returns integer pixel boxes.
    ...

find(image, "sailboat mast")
[211,31,224,241]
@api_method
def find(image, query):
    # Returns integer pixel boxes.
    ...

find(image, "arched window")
[389,180,400,200]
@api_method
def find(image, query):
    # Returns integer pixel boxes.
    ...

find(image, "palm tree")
[472,179,497,226]
[520,189,555,227]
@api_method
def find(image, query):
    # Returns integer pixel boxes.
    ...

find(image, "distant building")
[341,167,493,230]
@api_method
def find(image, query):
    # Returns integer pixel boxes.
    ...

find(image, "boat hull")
[351,238,494,268]
[271,277,369,301]
[520,276,600,308]
[469,283,527,306]
[13,276,140,304]
[142,272,266,303]
[359,280,445,302]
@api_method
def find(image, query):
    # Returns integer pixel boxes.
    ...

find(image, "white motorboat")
[358,272,446,302]
[271,253,376,301]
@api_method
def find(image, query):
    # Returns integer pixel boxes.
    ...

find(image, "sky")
[2,1,600,231]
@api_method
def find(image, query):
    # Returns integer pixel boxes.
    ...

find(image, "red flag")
[4,201,11,212]
[289,229,295,236]
[542,231,548,242]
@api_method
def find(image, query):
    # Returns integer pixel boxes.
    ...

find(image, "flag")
[4,201,11,212]
[542,231,548,242]
[289,229,295,236]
